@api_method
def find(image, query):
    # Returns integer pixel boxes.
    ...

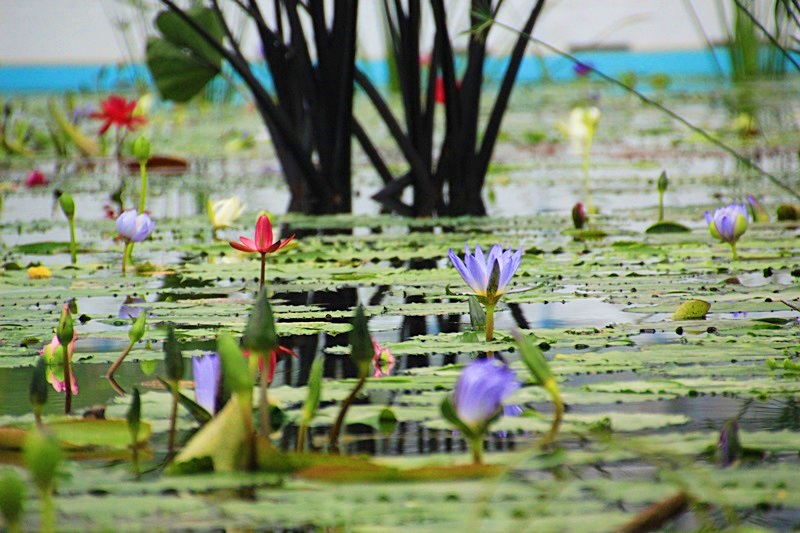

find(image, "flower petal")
[254,215,274,252]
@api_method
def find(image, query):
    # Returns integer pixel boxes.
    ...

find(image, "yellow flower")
[28,266,52,279]
[207,197,245,230]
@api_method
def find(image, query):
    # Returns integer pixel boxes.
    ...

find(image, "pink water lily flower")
[372,339,395,378]
[40,333,78,395]
[230,215,295,290]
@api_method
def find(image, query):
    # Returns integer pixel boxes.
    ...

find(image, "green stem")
[731,242,738,261]
[138,161,148,214]
[259,252,266,291]
[484,303,495,342]
[39,488,55,533]
[68,217,77,265]
[106,341,133,383]
[167,380,178,456]
[540,381,564,449]
[131,443,140,478]
[469,435,484,465]
[583,141,594,214]
[259,353,272,442]
[329,375,367,453]
[296,420,309,452]
[122,241,132,276]
[658,191,665,222]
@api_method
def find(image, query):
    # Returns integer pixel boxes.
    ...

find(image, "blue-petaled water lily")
[704,203,748,260]
[448,243,522,341]
[116,210,155,243]
[193,352,221,414]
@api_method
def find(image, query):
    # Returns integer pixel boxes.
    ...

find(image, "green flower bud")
[0,469,25,528]
[132,136,151,164]
[241,289,278,356]
[301,355,324,425]
[127,387,141,444]
[349,305,373,378]
[657,170,668,194]
[56,304,74,349]
[163,325,184,382]
[217,333,253,398]
[128,312,146,344]
[59,192,75,220]
[23,431,62,493]
[512,329,555,388]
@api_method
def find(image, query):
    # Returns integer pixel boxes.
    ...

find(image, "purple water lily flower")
[448,244,522,304]
[704,203,748,244]
[454,359,520,430]
[573,61,593,77]
[118,296,145,319]
[193,352,221,414]
[116,209,155,243]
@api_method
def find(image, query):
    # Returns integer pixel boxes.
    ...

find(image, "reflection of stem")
[122,241,132,276]
[258,353,272,442]
[106,341,133,385]
[259,252,266,291]
[329,375,367,453]
[469,435,484,465]
[539,380,564,448]
[63,345,72,415]
[68,217,77,265]
[138,161,148,213]
[167,380,178,456]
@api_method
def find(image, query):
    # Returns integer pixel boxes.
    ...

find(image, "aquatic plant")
[116,209,155,275]
[40,331,78,401]
[27,266,51,280]
[58,192,77,266]
[23,431,61,533]
[746,194,770,222]
[163,325,184,455]
[241,289,278,439]
[29,358,48,426]
[0,469,25,533]
[56,304,75,414]
[705,203,748,260]
[131,136,150,213]
[572,202,587,229]
[91,95,146,162]
[448,243,522,342]
[296,355,324,452]
[127,387,142,476]
[229,215,294,290]
[193,353,221,415]
[564,106,600,213]
[440,359,520,464]
[24,170,47,188]
[717,419,741,467]
[106,311,147,389]
[207,197,244,237]
[372,339,395,378]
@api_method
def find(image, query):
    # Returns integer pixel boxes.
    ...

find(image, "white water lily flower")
[207,197,245,230]
[564,106,600,153]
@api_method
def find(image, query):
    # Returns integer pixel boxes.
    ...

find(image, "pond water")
[1,79,799,530]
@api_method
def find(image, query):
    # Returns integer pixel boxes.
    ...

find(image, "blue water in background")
[0,47,792,94]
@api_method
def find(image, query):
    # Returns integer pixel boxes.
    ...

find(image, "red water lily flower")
[91,95,146,135]
[245,345,299,383]
[25,170,48,188]
[230,214,294,254]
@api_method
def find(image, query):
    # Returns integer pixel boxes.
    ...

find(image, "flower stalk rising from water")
[448,244,522,342]
[230,215,294,291]
[441,359,520,464]
[704,203,748,260]
[116,210,155,276]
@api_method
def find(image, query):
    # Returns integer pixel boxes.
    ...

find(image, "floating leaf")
[671,299,711,320]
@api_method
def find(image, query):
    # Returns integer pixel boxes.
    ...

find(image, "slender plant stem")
[540,382,564,448]
[583,141,595,214]
[258,353,272,442]
[328,375,367,453]
[106,341,133,383]
[63,345,72,415]
[470,435,484,465]
[731,242,739,261]
[484,303,495,342]
[296,420,309,452]
[138,161,148,214]
[68,217,77,265]
[131,444,140,478]
[658,191,665,221]
[40,489,55,533]
[122,241,132,276]
[167,381,179,456]
[259,252,266,291]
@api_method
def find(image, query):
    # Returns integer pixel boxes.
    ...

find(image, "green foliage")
[349,305,373,378]
[163,325,184,382]
[241,289,278,356]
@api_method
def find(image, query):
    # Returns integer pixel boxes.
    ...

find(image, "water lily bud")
[131,136,151,164]
[23,430,62,493]
[128,312,146,344]
[301,355,324,425]
[0,469,25,529]
[217,333,253,398]
[30,357,49,418]
[127,387,141,444]
[485,260,501,302]
[163,325,184,382]
[572,202,586,229]
[512,329,556,389]
[349,305,373,378]
[241,289,278,356]
[56,304,74,348]
[59,192,75,220]
[657,170,668,194]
